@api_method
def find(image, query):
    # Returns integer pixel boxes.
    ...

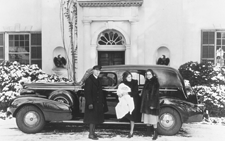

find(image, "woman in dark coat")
[83,65,105,140]
[120,71,140,138]
[140,69,160,140]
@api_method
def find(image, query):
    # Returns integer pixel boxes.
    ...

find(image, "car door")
[99,72,118,119]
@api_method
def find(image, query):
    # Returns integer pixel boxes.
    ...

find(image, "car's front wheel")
[157,107,182,135]
[16,106,45,133]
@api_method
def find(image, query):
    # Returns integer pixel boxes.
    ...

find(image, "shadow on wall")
[155,46,170,66]
[52,46,68,78]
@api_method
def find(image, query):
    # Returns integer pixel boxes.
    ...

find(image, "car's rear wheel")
[16,106,45,133]
[157,107,182,135]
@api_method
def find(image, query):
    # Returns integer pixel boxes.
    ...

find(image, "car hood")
[23,82,81,91]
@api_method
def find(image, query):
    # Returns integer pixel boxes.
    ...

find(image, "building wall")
[182,0,225,64]
[77,5,140,80]
[137,0,184,68]
[135,0,225,68]
[0,0,41,31]
[76,0,225,80]
[41,0,72,77]
[1,0,225,81]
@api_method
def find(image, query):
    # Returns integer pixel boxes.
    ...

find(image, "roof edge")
[78,0,143,7]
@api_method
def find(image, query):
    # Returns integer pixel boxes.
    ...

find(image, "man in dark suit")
[83,65,104,140]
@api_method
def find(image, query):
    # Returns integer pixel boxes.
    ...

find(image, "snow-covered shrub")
[178,61,225,86]
[193,85,225,117]
[0,61,71,111]
[0,110,12,120]
[179,61,225,117]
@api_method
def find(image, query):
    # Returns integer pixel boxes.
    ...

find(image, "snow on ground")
[0,118,225,141]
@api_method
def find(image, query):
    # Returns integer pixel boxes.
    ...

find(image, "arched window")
[98,30,125,45]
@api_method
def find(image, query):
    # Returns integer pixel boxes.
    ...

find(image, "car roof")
[101,65,177,72]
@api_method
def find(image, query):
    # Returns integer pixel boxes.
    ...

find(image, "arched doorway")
[97,29,126,66]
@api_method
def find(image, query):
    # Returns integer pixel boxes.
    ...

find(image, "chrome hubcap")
[159,113,175,129]
[24,111,39,127]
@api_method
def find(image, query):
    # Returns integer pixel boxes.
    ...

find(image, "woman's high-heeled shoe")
[152,129,158,140]
[127,133,133,138]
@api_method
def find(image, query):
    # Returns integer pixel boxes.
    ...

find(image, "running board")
[51,120,145,125]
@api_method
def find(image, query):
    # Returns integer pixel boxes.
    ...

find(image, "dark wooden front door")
[98,51,125,66]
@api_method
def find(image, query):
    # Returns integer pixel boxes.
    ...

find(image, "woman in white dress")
[140,69,160,140]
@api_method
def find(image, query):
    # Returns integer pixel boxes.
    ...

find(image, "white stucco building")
[0,0,225,81]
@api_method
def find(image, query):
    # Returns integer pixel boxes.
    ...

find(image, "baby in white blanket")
[117,83,131,97]
[115,83,134,119]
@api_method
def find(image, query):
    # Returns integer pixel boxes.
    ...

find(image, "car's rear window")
[155,69,183,88]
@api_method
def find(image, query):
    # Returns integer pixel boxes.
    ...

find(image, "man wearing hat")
[83,65,104,140]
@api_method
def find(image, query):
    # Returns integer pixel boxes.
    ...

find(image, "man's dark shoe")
[88,134,98,140]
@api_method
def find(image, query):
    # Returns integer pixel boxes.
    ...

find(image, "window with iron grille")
[201,30,225,66]
[0,32,42,68]
[8,34,30,64]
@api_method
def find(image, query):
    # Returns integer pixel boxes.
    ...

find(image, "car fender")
[48,90,75,105]
[160,97,191,123]
[9,97,72,121]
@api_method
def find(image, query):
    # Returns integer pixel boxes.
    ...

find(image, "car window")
[99,72,117,87]
[154,70,182,88]
[131,72,145,85]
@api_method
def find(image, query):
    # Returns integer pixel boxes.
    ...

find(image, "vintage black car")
[8,65,205,135]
